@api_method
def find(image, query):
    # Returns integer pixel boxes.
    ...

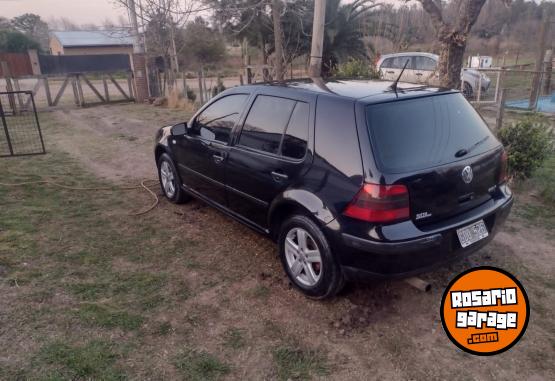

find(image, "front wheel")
[278,215,344,299]
[157,153,190,204]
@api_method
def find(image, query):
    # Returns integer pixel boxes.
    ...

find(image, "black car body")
[154,79,513,298]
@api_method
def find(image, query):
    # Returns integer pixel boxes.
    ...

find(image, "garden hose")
[0,178,160,216]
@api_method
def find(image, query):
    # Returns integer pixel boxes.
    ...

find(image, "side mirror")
[170,123,187,136]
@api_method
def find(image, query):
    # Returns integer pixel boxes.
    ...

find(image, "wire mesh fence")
[0,91,46,157]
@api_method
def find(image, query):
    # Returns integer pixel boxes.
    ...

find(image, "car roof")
[227,78,456,104]
[379,52,439,61]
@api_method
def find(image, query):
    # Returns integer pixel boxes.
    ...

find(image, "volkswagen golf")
[154,79,513,299]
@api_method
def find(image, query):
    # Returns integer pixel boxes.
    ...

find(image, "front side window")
[191,94,248,143]
[239,95,296,155]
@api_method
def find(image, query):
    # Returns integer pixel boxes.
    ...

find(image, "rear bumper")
[332,189,513,281]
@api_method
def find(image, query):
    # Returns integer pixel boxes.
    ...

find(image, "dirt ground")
[1,102,554,380]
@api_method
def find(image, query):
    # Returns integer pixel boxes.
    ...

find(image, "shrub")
[212,77,226,97]
[498,114,553,178]
[186,86,197,102]
[531,155,555,206]
[334,59,379,79]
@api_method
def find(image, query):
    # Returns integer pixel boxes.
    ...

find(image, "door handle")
[416,72,423,76]
[386,71,394,74]
[212,153,225,164]
[271,171,288,182]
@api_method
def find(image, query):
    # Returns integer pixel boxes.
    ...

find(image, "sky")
[0,0,128,25]
[0,0,549,28]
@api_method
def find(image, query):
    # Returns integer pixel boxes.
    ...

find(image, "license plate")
[456,220,489,248]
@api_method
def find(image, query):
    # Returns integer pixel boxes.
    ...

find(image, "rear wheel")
[463,82,473,99]
[278,215,344,299]
[157,153,190,204]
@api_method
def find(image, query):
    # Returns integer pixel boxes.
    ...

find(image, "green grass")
[37,340,125,380]
[75,303,144,331]
[273,344,329,381]
[173,349,230,381]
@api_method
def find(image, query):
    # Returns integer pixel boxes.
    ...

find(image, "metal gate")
[0,91,46,157]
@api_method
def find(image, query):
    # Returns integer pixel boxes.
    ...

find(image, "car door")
[401,56,419,83]
[414,55,439,85]
[171,93,250,207]
[380,57,398,80]
[225,93,313,229]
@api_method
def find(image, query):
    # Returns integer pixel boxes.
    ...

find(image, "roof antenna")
[389,59,410,93]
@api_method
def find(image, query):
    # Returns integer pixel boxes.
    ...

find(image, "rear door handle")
[386,71,395,74]
[271,171,288,182]
[212,153,225,164]
[416,72,423,76]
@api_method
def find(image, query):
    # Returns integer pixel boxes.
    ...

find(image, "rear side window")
[366,93,499,173]
[239,95,309,159]
[282,102,309,159]
[239,96,296,154]
[414,56,437,71]
[192,94,248,143]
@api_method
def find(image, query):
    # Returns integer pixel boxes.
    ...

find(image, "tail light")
[343,183,410,223]
[498,150,508,184]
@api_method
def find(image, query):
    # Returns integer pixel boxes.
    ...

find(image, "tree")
[182,17,227,70]
[0,30,41,53]
[413,0,511,89]
[11,13,49,50]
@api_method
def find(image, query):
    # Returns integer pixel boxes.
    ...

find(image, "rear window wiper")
[455,135,490,158]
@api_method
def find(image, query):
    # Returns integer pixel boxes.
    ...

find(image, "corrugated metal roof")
[52,30,134,48]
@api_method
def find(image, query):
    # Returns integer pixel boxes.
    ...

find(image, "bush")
[498,114,553,178]
[334,59,379,79]
[185,86,196,102]
[531,155,555,206]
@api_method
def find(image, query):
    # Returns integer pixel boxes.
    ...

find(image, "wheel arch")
[268,190,336,240]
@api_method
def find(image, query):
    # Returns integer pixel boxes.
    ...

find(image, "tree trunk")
[272,0,284,81]
[438,38,466,89]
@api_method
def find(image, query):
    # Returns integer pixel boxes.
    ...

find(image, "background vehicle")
[154,79,512,299]
[377,52,491,98]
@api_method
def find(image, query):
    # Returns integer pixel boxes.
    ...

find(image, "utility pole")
[272,0,284,81]
[309,0,326,78]
[128,0,144,53]
[128,0,148,101]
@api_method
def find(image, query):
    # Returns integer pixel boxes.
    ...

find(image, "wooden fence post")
[197,68,204,104]
[496,89,506,132]
[43,76,53,106]
[543,49,553,96]
[103,75,110,102]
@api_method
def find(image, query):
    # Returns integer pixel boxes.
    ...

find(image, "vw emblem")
[461,166,473,184]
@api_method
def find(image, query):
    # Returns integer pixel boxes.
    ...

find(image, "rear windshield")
[366,93,499,173]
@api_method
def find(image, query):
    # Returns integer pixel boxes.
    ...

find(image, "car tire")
[157,153,190,204]
[278,215,345,299]
[463,82,473,99]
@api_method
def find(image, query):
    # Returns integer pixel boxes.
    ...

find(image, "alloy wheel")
[160,160,176,198]
[284,227,323,287]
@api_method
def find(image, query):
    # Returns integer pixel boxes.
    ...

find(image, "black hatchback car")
[154,79,513,299]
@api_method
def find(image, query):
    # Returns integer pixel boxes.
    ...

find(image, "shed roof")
[52,30,134,48]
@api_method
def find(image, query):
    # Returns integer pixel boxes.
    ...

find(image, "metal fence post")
[0,95,14,156]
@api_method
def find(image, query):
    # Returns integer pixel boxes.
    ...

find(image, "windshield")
[365,93,499,173]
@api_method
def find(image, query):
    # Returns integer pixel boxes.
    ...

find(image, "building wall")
[49,37,64,55]
[62,46,134,56]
